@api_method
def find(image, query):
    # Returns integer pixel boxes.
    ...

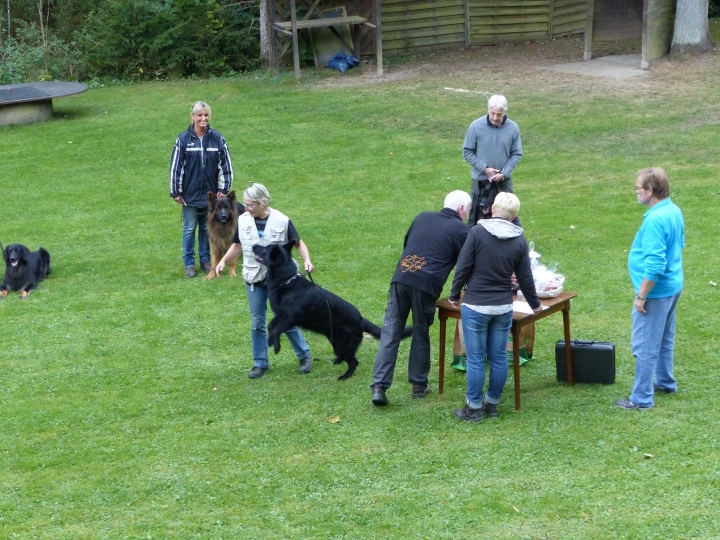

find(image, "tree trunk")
[259,0,270,66]
[671,0,713,56]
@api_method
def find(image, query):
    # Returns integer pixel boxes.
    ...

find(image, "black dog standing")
[253,244,410,380]
[1,243,51,299]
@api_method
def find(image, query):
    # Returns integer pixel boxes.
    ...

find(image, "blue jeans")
[245,282,311,369]
[629,291,681,407]
[182,205,210,268]
[461,306,513,409]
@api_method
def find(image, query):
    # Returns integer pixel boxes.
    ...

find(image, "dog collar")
[280,274,302,286]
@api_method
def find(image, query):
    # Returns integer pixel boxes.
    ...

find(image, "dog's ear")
[1,245,7,263]
[22,245,31,262]
[227,190,236,203]
[208,191,217,204]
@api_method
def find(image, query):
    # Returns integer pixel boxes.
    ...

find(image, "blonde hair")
[492,192,520,220]
[191,101,211,118]
[243,183,270,208]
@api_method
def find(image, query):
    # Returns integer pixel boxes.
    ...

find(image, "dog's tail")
[363,319,413,340]
[39,248,51,277]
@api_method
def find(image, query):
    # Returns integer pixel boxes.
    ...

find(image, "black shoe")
[248,366,268,379]
[299,356,313,374]
[615,398,653,409]
[372,386,389,406]
[481,399,499,418]
[454,404,483,422]
[412,384,432,399]
[185,266,197,278]
[200,261,212,273]
[654,384,676,394]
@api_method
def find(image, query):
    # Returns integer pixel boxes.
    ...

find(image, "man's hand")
[489,172,504,182]
[304,260,314,273]
[449,299,459,308]
[485,167,500,178]
[634,297,647,314]
[173,195,186,206]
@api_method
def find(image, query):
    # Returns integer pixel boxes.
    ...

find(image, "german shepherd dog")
[204,191,245,280]
[1,243,51,299]
[468,180,500,225]
[253,244,412,380]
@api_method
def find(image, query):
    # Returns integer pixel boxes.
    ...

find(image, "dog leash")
[305,271,334,345]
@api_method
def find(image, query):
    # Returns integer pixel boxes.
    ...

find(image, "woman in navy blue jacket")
[170,101,234,278]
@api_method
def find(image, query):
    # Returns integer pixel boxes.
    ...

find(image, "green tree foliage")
[78,0,260,80]
[1,0,260,83]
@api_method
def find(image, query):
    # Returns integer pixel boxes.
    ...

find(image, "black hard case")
[555,340,616,384]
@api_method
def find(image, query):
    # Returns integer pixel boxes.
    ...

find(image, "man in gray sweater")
[462,94,522,223]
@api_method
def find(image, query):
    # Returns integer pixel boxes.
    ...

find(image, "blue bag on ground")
[327,53,360,73]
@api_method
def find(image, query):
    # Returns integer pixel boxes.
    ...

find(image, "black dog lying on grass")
[253,244,412,380]
[1,243,51,299]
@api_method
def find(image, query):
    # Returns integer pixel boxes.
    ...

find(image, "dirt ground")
[312,36,720,97]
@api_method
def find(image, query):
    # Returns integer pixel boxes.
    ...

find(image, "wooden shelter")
[269,0,383,80]
[583,0,675,68]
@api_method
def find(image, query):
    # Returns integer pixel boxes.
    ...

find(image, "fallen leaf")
[212,387,217,392]
[512,506,520,513]
[328,415,341,424]
[570,225,575,229]
[644,453,654,459]
[710,281,717,287]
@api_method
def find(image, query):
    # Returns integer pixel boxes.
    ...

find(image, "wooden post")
[583,0,594,61]
[374,0,383,76]
[290,0,300,81]
[269,0,279,72]
[464,0,471,47]
[548,0,554,39]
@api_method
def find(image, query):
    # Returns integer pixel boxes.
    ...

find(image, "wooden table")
[436,292,578,411]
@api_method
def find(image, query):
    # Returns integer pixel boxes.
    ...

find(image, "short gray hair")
[191,101,211,117]
[487,94,508,111]
[492,192,520,220]
[444,190,472,213]
[243,183,270,208]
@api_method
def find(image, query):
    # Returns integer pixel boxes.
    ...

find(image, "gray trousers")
[371,282,437,389]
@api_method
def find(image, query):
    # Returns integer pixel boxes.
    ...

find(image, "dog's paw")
[0,290,7,299]
[332,357,342,365]
[229,270,237,278]
[337,373,351,380]
[19,291,28,299]
[202,272,216,281]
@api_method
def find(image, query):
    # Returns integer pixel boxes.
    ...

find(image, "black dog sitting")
[468,180,500,225]
[253,244,410,380]
[1,243,51,299]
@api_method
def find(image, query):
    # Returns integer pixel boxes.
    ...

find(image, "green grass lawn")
[1,41,720,539]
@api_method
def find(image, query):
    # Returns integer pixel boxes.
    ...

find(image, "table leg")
[562,303,574,385]
[512,324,521,411]
[438,316,447,394]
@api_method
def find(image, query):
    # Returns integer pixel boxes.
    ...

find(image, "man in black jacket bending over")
[371,190,472,406]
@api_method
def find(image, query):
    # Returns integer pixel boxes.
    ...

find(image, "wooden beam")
[583,0,594,60]
[375,0,383,76]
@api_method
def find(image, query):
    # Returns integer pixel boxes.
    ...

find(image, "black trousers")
[371,282,437,389]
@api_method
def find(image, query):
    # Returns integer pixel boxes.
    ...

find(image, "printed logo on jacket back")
[400,255,426,272]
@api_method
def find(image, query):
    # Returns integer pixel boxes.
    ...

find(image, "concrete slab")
[538,53,647,79]
[0,81,87,126]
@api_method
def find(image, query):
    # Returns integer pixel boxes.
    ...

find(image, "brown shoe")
[185,266,197,278]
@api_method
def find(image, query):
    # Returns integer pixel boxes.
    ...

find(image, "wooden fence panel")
[381,0,467,52]
[551,0,586,36]
[469,0,551,43]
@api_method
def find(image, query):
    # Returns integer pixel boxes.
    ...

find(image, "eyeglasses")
[634,185,645,191]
